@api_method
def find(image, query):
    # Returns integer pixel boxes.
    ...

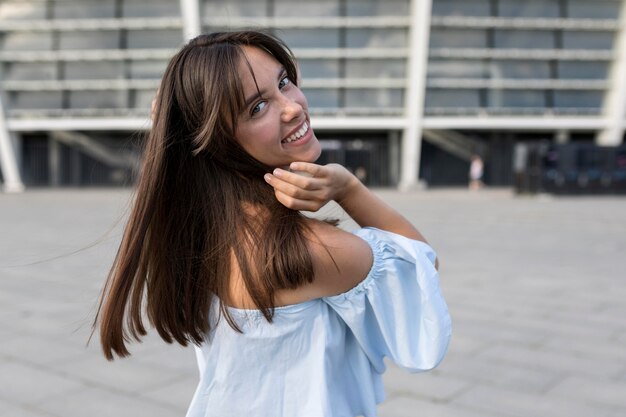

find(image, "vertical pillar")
[597,1,626,146]
[10,132,22,174]
[388,130,401,186]
[399,0,433,190]
[49,135,61,186]
[180,0,201,41]
[0,96,25,193]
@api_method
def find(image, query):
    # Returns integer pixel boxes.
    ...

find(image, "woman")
[94,31,451,417]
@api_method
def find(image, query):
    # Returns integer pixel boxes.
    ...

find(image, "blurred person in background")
[469,154,484,190]
[93,30,451,417]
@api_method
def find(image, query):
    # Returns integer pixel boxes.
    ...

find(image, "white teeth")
[284,122,309,143]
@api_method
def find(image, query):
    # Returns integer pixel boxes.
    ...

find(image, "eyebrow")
[244,66,287,108]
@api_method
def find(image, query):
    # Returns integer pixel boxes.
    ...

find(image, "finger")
[274,190,323,212]
[271,168,323,191]
[265,173,322,201]
[288,162,326,177]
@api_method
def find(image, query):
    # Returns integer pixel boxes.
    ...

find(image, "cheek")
[235,122,279,156]
[294,88,308,108]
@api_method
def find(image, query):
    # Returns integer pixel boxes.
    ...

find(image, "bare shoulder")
[304,219,374,298]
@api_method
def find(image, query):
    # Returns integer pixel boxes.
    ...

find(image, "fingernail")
[264,174,271,182]
[273,168,282,177]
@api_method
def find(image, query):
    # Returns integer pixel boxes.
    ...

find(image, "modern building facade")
[1,0,625,190]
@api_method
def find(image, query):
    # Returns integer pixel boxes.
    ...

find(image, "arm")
[264,162,438,269]
[265,162,426,242]
[265,162,440,298]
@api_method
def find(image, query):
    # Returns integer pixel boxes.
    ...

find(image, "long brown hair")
[94,31,316,360]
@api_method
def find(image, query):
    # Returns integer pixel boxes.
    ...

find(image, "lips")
[282,121,309,144]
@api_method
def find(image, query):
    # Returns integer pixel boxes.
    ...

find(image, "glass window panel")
[0,1,46,19]
[13,92,63,109]
[274,0,339,17]
[346,59,405,78]
[553,91,603,108]
[127,30,183,49]
[557,61,609,80]
[70,90,127,109]
[489,90,545,107]
[562,32,614,50]
[489,61,551,79]
[429,29,487,48]
[202,0,267,17]
[494,30,555,49]
[1,33,53,51]
[346,0,410,17]
[64,62,126,80]
[2,63,57,81]
[346,29,408,48]
[298,59,340,79]
[123,1,181,18]
[425,89,480,108]
[130,60,169,79]
[431,0,491,17]
[568,1,621,19]
[53,1,116,18]
[302,89,339,108]
[279,29,340,48]
[498,0,560,18]
[345,89,403,108]
[427,59,487,79]
[59,31,120,50]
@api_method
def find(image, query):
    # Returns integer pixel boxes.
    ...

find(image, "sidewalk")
[1,188,625,417]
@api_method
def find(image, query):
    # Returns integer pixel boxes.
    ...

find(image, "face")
[233,46,321,168]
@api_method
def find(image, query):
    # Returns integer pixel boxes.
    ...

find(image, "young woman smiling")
[94,31,451,417]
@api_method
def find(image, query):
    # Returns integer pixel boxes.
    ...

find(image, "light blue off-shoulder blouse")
[186,227,452,417]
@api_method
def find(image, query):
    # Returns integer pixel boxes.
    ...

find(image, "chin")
[306,136,322,162]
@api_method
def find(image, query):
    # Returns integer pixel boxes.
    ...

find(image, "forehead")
[238,46,282,85]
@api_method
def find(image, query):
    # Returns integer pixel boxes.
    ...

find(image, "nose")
[280,94,303,122]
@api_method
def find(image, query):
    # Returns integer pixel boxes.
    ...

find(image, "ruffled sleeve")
[323,227,451,374]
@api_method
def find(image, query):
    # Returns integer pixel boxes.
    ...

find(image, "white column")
[596,0,626,146]
[49,135,61,187]
[0,97,25,193]
[180,0,202,41]
[399,0,432,190]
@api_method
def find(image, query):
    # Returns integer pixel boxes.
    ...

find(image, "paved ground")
[0,187,625,417]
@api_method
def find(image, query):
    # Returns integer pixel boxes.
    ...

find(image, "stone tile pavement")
[0,188,625,417]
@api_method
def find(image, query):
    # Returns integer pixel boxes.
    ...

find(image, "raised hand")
[263,162,359,212]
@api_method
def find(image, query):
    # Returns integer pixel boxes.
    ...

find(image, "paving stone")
[40,386,180,417]
[0,335,91,366]
[0,361,84,406]
[383,363,470,401]
[140,375,198,411]
[449,316,549,346]
[49,353,188,394]
[452,385,624,417]
[442,333,488,356]
[547,376,626,409]
[436,355,562,394]
[0,400,54,417]
[540,334,626,362]
[378,396,499,417]
[134,342,198,375]
[475,343,619,378]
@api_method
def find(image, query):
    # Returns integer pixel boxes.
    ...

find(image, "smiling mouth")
[282,121,309,144]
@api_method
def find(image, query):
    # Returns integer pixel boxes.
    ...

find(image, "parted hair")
[93,31,316,360]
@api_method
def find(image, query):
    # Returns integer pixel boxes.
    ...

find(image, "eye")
[279,75,290,89]
[251,101,267,115]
